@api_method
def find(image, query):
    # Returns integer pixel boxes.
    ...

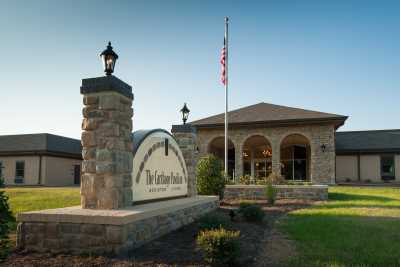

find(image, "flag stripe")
[220,38,226,85]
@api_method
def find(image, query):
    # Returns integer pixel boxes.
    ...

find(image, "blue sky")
[0,0,399,139]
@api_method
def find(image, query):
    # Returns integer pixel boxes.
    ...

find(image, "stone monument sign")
[16,43,218,256]
[131,129,188,202]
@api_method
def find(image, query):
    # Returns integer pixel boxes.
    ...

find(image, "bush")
[0,177,14,261]
[266,172,286,185]
[198,213,230,231]
[238,201,253,211]
[196,155,225,199]
[239,175,251,185]
[197,228,240,267]
[256,178,268,185]
[265,183,276,205]
[238,203,265,222]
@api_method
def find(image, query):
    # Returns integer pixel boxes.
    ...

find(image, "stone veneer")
[171,125,198,197]
[80,76,134,209]
[17,196,218,256]
[196,124,336,184]
[223,185,328,201]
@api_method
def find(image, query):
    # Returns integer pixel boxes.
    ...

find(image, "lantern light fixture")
[100,41,119,76]
[180,103,190,124]
[321,144,327,152]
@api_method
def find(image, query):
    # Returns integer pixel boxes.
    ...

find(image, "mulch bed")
[2,200,313,267]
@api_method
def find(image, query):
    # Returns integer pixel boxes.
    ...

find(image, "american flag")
[220,38,226,85]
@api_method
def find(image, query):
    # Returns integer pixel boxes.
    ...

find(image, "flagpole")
[224,17,229,179]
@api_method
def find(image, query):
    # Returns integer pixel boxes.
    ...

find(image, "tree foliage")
[196,155,225,199]
[0,177,14,261]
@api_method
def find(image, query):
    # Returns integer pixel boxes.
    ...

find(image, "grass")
[4,187,80,230]
[280,186,400,267]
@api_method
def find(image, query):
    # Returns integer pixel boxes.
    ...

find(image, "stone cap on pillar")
[80,75,133,100]
[171,124,196,134]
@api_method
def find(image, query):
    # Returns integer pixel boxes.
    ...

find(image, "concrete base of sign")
[16,196,219,256]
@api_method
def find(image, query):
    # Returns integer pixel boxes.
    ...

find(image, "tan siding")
[360,155,381,182]
[0,156,40,185]
[42,156,81,186]
[336,155,358,182]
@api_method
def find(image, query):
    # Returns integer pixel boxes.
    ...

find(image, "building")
[336,130,400,183]
[1,103,399,186]
[0,133,82,186]
[172,102,400,184]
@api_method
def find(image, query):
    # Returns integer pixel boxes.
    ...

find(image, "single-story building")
[172,102,400,184]
[336,129,400,183]
[1,103,399,186]
[0,133,82,186]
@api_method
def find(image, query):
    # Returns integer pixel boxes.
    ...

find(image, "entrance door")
[74,165,81,185]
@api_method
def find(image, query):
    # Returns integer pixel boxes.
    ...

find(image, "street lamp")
[100,41,119,76]
[180,103,190,124]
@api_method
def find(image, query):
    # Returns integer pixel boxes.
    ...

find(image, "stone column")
[234,143,243,183]
[271,142,281,176]
[80,75,134,209]
[171,124,198,197]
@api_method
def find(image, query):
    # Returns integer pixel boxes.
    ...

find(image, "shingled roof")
[0,133,81,158]
[336,129,400,154]
[190,102,347,128]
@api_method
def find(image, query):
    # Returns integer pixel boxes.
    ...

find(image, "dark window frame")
[15,160,25,184]
[380,154,395,180]
[0,161,3,179]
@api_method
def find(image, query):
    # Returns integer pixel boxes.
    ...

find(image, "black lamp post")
[180,103,190,124]
[100,41,119,76]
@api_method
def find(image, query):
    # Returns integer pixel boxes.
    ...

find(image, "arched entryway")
[280,134,311,181]
[208,137,235,178]
[242,135,272,179]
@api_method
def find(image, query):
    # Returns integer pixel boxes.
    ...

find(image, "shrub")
[239,175,251,185]
[198,213,230,231]
[0,177,14,262]
[197,228,240,266]
[238,203,265,222]
[265,183,277,205]
[266,172,286,185]
[238,201,253,211]
[196,155,225,199]
[256,178,267,185]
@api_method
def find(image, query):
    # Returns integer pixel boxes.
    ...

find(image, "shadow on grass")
[328,192,397,202]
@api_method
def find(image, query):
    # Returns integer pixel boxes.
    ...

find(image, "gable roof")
[336,129,400,154]
[190,102,347,128]
[0,133,81,158]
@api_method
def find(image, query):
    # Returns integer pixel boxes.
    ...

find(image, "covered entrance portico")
[177,102,347,184]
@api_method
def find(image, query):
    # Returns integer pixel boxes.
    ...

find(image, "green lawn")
[5,187,80,220]
[281,186,400,267]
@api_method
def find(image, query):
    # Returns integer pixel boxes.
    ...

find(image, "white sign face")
[131,130,188,202]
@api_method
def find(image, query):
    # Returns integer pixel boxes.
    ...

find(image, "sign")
[131,129,188,202]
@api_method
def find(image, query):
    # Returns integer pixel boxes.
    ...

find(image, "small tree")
[196,155,225,199]
[265,182,277,205]
[0,176,14,261]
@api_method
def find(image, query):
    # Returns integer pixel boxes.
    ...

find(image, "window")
[0,161,3,179]
[15,161,25,184]
[381,155,395,180]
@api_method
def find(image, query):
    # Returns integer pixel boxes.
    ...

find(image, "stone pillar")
[80,75,134,209]
[234,143,243,182]
[271,142,281,176]
[171,124,198,197]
